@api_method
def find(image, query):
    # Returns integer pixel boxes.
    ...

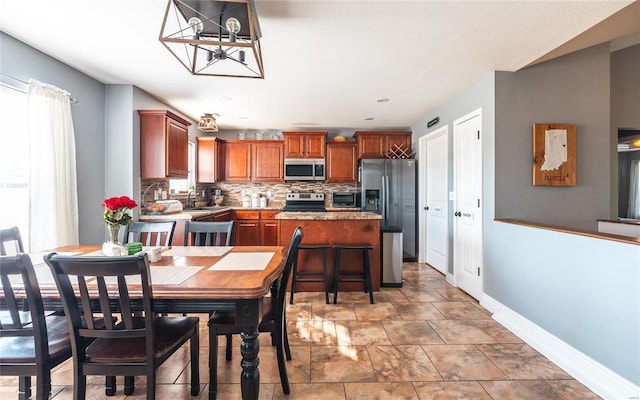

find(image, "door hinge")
[477,130,480,140]
[477,198,480,208]
[477,267,480,276]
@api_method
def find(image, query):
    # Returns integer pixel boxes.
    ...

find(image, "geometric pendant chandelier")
[159,0,264,79]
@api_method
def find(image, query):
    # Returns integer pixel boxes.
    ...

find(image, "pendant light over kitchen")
[198,113,218,132]
[159,0,264,79]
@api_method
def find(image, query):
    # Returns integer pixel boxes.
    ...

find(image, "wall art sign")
[532,123,576,186]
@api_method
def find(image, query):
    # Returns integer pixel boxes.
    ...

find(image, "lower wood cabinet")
[232,210,280,246]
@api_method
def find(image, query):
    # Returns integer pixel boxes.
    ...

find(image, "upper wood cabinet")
[353,131,412,159]
[195,136,222,183]
[325,141,358,183]
[283,132,327,158]
[252,141,284,182]
[219,140,284,183]
[139,110,191,178]
[223,141,252,182]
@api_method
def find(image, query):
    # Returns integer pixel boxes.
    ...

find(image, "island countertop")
[276,211,381,220]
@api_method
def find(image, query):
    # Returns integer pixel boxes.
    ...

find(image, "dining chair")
[183,221,234,246]
[122,221,176,247]
[207,226,303,400]
[44,253,200,400]
[0,226,25,255]
[0,254,72,400]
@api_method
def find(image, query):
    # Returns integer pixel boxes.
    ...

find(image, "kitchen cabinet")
[283,132,326,158]
[139,110,191,178]
[252,141,284,182]
[196,137,222,183]
[325,141,358,183]
[222,141,252,182]
[260,210,280,246]
[220,140,283,182]
[354,131,412,159]
[233,210,261,246]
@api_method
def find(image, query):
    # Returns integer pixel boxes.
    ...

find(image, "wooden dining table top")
[33,245,286,301]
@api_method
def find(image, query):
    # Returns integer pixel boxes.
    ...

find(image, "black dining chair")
[0,226,25,255]
[0,254,72,400]
[44,253,200,400]
[183,221,234,246]
[207,226,303,400]
[122,221,176,247]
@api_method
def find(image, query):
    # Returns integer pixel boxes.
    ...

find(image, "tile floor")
[0,262,601,399]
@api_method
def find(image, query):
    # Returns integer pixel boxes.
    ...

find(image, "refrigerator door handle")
[381,175,386,221]
[384,175,390,221]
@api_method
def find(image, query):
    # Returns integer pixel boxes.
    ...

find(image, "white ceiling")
[0,1,636,132]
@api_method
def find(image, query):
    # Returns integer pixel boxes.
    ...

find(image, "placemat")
[208,252,275,271]
[163,246,232,257]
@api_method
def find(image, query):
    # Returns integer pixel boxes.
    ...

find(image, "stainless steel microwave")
[284,159,325,181]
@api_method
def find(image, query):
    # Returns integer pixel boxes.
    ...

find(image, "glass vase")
[108,224,121,244]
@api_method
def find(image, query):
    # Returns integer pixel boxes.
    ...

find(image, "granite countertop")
[140,206,283,221]
[276,211,382,220]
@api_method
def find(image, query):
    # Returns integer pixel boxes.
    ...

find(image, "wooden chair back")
[123,221,176,247]
[0,226,25,255]
[0,254,72,400]
[183,221,234,246]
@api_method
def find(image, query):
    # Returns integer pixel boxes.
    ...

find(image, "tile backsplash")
[140,178,360,209]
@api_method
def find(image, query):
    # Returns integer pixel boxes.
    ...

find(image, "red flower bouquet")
[102,196,137,226]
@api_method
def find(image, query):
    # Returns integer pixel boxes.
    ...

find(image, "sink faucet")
[141,182,160,210]
[186,190,194,209]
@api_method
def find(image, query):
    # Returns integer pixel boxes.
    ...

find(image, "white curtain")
[629,160,640,219]
[28,80,79,251]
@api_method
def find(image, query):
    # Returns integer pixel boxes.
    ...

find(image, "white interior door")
[420,128,448,274]
[453,109,483,300]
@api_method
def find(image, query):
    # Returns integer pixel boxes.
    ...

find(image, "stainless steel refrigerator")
[359,159,417,261]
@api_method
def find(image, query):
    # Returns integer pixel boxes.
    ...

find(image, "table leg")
[240,327,260,400]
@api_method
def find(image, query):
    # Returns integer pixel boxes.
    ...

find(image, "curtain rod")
[0,73,79,104]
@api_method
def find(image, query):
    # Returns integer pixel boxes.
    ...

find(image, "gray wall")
[611,44,640,218]
[495,44,611,231]
[413,43,640,386]
[1,33,106,245]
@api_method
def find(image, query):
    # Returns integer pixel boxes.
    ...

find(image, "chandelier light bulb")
[188,17,204,39]
[226,17,241,42]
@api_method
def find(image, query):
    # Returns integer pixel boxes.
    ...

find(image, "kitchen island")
[277,211,382,292]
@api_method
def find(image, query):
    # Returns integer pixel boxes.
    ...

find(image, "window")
[0,87,30,250]
[169,141,196,193]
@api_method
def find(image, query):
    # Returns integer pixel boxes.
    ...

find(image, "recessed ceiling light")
[364,117,375,121]
[239,116,249,120]
[219,96,232,102]
[376,98,389,103]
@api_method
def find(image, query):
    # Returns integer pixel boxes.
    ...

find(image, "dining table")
[26,244,287,400]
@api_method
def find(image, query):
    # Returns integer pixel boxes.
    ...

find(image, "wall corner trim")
[481,294,639,400]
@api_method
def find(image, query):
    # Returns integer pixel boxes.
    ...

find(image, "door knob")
[454,211,461,217]
[425,206,429,210]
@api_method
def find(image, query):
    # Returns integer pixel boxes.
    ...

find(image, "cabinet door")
[260,220,280,246]
[253,142,284,182]
[165,118,189,178]
[326,142,357,183]
[139,110,190,178]
[224,141,252,182]
[356,134,385,159]
[196,137,218,183]
[234,220,260,245]
[305,135,326,158]
[214,211,232,222]
[283,134,305,158]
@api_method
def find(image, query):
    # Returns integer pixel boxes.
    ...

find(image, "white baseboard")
[481,294,639,400]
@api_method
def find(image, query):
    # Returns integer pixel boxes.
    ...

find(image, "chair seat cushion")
[86,316,198,363]
[208,297,275,329]
[0,315,71,363]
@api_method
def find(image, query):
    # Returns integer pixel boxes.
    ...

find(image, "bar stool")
[332,243,374,304]
[290,243,331,304]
